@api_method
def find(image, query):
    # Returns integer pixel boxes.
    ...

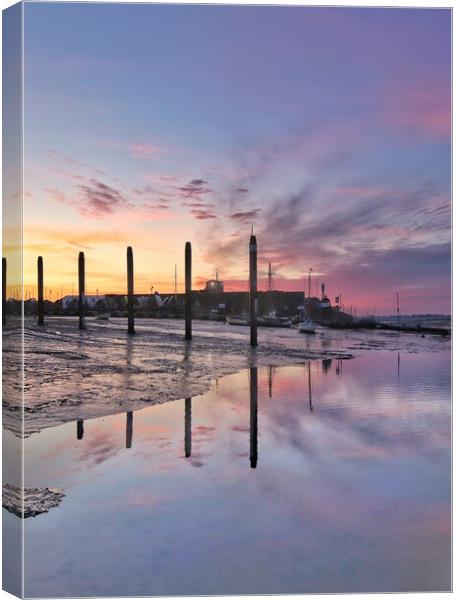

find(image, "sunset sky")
[20,3,451,314]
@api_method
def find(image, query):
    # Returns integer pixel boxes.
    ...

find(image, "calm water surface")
[20,350,450,596]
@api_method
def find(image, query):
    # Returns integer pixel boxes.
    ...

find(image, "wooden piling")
[126,411,133,448]
[250,366,258,469]
[78,252,86,330]
[185,397,192,457]
[185,242,192,340]
[2,257,6,326]
[37,256,44,325]
[77,420,84,440]
[249,232,258,346]
[127,246,135,334]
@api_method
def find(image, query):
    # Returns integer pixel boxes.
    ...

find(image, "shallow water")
[16,349,450,596]
[4,316,450,436]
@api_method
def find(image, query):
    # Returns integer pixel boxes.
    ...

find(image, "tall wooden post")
[249,231,258,347]
[37,256,44,326]
[78,252,86,330]
[184,397,192,457]
[127,246,135,334]
[77,420,84,440]
[250,366,258,469]
[185,242,192,340]
[126,411,133,448]
[2,257,6,326]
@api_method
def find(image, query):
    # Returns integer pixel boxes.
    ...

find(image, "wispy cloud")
[191,208,217,220]
[93,140,163,160]
[230,209,260,223]
[77,179,133,216]
[381,82,451,141]
[127,143,161,159]
[178,179,211,199]
[46,178,131,217]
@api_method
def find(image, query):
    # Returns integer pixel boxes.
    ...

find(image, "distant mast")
[308,268,312,298]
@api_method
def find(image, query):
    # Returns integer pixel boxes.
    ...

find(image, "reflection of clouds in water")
[262,357,450,462]
[126,490,161,508]
[193,425,216,438]
[232,425,250,433]
[78,430,123,466]
[22,349,450,595]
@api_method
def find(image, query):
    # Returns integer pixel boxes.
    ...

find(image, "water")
[6,316,449,436]
[16,350,450,596]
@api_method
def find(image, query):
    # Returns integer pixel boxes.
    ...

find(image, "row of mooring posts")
[4,231,259,345]
[32,243,195,340]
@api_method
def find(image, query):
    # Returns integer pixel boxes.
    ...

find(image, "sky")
[18,3,451,314]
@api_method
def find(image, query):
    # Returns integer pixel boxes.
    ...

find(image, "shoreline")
[3,316,450,438]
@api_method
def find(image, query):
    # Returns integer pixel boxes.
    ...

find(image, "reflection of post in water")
[268,365,273,398]
[184,397,192,457]
[77,420,84,440]
[397,351,400,382]
[250,367,258,469]
[126,411,133,448]
[322,358,332,373]
[307,362,313,412]
[336,359,343,375]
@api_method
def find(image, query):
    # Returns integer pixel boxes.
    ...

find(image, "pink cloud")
[382,83,450,140]
[93,139,163,160]
[128,143,161,159]
[191,208,217,220]
[230,209,260,223]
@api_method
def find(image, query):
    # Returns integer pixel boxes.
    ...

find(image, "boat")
[226,312,292,328]
[298,319,316,334]
[95,312,111,321]
[226,315,250,326]
[256,265,292,328]
[258,311,292,328]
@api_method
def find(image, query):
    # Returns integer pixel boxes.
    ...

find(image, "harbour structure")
[304,295,354,327]
[22,286,305,319]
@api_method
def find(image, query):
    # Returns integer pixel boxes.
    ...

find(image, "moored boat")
[226,315,250,326]
[298,319,316,334]
[95,312,110,321]
[258,311,292,328]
